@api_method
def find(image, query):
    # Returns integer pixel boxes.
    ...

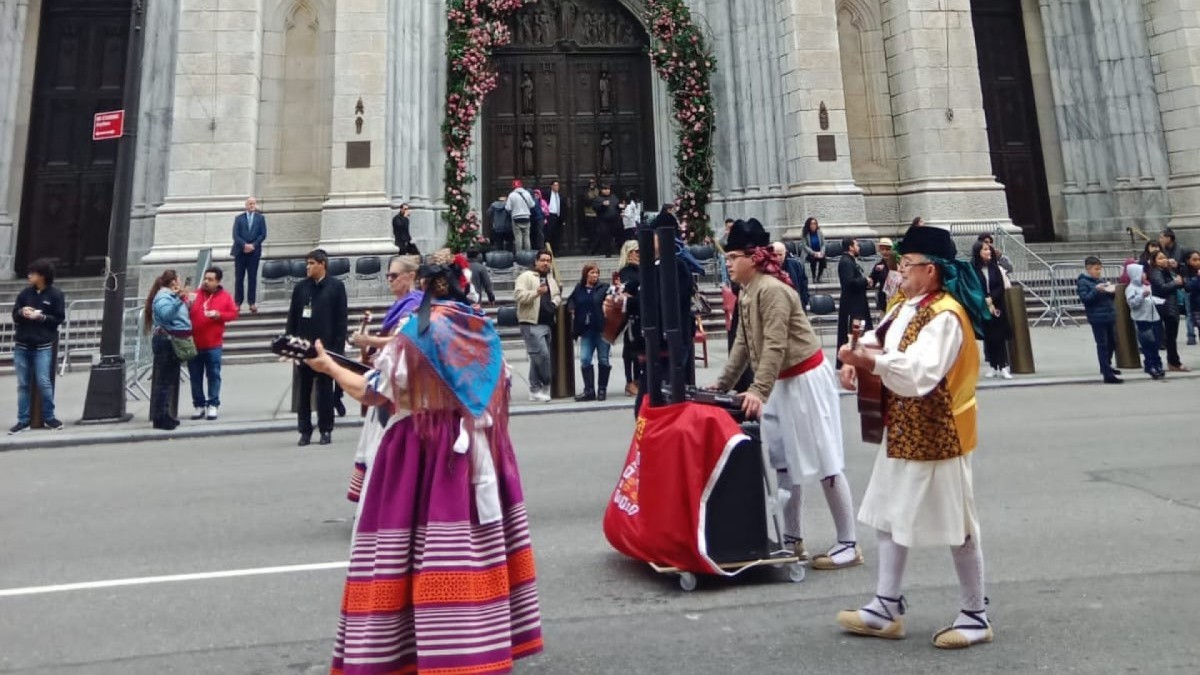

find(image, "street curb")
[2,371,1196,452]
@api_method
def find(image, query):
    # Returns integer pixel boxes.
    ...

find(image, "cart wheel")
[787,563,806,583]
[678,572,698,592]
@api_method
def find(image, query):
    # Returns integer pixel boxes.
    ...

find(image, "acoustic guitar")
[850,319,886,444]
[271,334,372,375]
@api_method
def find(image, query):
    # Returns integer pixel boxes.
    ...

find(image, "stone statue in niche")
[533,10,550,44]
[355,97,365,135]
[819,101,829,131]
[517,13,534,44]
[522,132,535,174]
[561,0,579,40]
[599,131,613,174]
[521,71,535,114]
[599,71,611,111]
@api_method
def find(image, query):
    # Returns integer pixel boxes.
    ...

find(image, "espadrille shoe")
[812,541,864,570]
[781,536,809,562]
[837,595,906,640]
[932,609,993,649]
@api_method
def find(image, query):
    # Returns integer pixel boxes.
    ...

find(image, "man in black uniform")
[287,249,348,446]
[836,237,873,367]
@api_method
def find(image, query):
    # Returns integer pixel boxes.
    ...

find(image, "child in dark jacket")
[1076,256,1122,384]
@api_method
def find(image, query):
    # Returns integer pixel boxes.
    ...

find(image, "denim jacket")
[153,289,192,334]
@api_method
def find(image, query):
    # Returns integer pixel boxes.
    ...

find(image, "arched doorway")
[971,0,1054,242]
[483,0,658,255]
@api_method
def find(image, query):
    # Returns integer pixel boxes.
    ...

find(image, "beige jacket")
[716,273,821,400]
[514,269,562,324]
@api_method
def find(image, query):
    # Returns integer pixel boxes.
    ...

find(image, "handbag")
[171,335,198,361]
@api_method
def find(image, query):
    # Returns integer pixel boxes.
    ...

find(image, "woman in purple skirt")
[306,253,543,675]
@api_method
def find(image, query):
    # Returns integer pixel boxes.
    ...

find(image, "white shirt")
[549,190,560,215]
[861,293,963,398]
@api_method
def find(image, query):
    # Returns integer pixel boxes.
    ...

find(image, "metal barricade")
[57,299,106,374]
[0,319,13,362]
[1048,260,1127,328]
[123,305,153,401]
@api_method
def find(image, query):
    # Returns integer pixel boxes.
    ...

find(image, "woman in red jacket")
[187,266,239,420]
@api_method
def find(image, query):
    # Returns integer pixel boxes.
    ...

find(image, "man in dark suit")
[836,237,873,367]
[286,249,348,446]
[231,196,267,313]
[544,180,565,251]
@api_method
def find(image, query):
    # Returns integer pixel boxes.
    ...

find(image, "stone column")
[0,0,31,277]
[1144,0,1200,244]
[877,0,1009,230]
[144,0,265,271]
[388,0,447,253]
[318,0,393,255]
[774,0,867,240]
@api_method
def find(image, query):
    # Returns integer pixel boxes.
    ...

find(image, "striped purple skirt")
[331,416,543,674]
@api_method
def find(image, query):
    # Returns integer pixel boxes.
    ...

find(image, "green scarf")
[929,256,990,339]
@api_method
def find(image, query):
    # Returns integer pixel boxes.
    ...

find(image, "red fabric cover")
[603,402,747,574]
[189,287,239,350]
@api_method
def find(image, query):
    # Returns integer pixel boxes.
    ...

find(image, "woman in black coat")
[972,241,1012,378]
[1148,250,1189,372]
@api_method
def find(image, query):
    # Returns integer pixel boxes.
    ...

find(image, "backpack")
[530,200,545,227]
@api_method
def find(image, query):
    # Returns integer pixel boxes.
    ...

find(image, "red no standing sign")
[93,110,125,141]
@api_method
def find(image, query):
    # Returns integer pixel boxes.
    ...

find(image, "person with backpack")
[488,193,513,252]
[505,180,535,251]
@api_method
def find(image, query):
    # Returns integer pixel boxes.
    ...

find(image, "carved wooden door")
[17,0,130,277]
[972,0,1054,242]
[485,0,657,255]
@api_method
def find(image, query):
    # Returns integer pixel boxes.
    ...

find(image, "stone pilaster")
[388,0,446,253]
[877,0,1009,230]
[144,0,264,270]
[0,0,31,277]
[1144,0,1200,246]
[1037,0,1169,240]
[317,0,392,256]
[772,0,867,240]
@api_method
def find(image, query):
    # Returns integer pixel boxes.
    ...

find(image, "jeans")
[14,344,55,425]
[1090,321,1116,377]
[187,347,223,408]
[234,253,261,306]
[1135,320,1164,374]
[150,334,181,422]
[521,323,553,392]
[578,332,611,368]
[1186,294,1195,342]
[513,219,531,251]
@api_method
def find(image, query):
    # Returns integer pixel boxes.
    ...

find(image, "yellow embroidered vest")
[884,293,979,461]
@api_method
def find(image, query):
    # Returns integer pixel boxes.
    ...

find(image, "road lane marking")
[0,561,349,598]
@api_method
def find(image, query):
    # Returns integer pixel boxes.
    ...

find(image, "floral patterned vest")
[884,293,980,461]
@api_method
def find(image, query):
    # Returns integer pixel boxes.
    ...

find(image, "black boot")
[575,366,596,402]
[597,365,612,401]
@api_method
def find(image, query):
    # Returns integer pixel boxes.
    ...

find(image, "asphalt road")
[1,383,1198,674]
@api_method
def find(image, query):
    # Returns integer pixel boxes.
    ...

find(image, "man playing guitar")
[707,219,862,571]
[836,224,993,649]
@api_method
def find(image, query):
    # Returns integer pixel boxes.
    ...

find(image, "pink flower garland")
[442,0,533,252]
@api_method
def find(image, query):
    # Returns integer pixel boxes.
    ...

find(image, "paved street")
[2,384,1198,674]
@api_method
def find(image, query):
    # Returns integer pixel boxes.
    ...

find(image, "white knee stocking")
[952,536,987,612]
[821,473,857,544]
[777,470,803,542]
[859,530,908,629]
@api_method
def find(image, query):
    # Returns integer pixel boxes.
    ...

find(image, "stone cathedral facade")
[1,0,1199,279]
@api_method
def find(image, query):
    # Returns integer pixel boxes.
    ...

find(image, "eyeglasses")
[899,259,934,270]
[386,273,402,280]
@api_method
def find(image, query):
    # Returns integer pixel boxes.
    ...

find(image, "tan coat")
[514,269,562,324]
[716,273,821,400]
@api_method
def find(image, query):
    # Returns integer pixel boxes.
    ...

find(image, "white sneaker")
[983,369,996,379]
[191,407,206,420]
[1000,367,1013,380]
[206,405,219,420]
[533,391,552,403]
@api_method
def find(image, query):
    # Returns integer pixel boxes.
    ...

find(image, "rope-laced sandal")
[811,540,864,570]
[837,595,907,640]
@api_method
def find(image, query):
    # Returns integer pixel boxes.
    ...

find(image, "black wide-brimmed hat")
[897,224,956,260]
[726,218,770,251]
